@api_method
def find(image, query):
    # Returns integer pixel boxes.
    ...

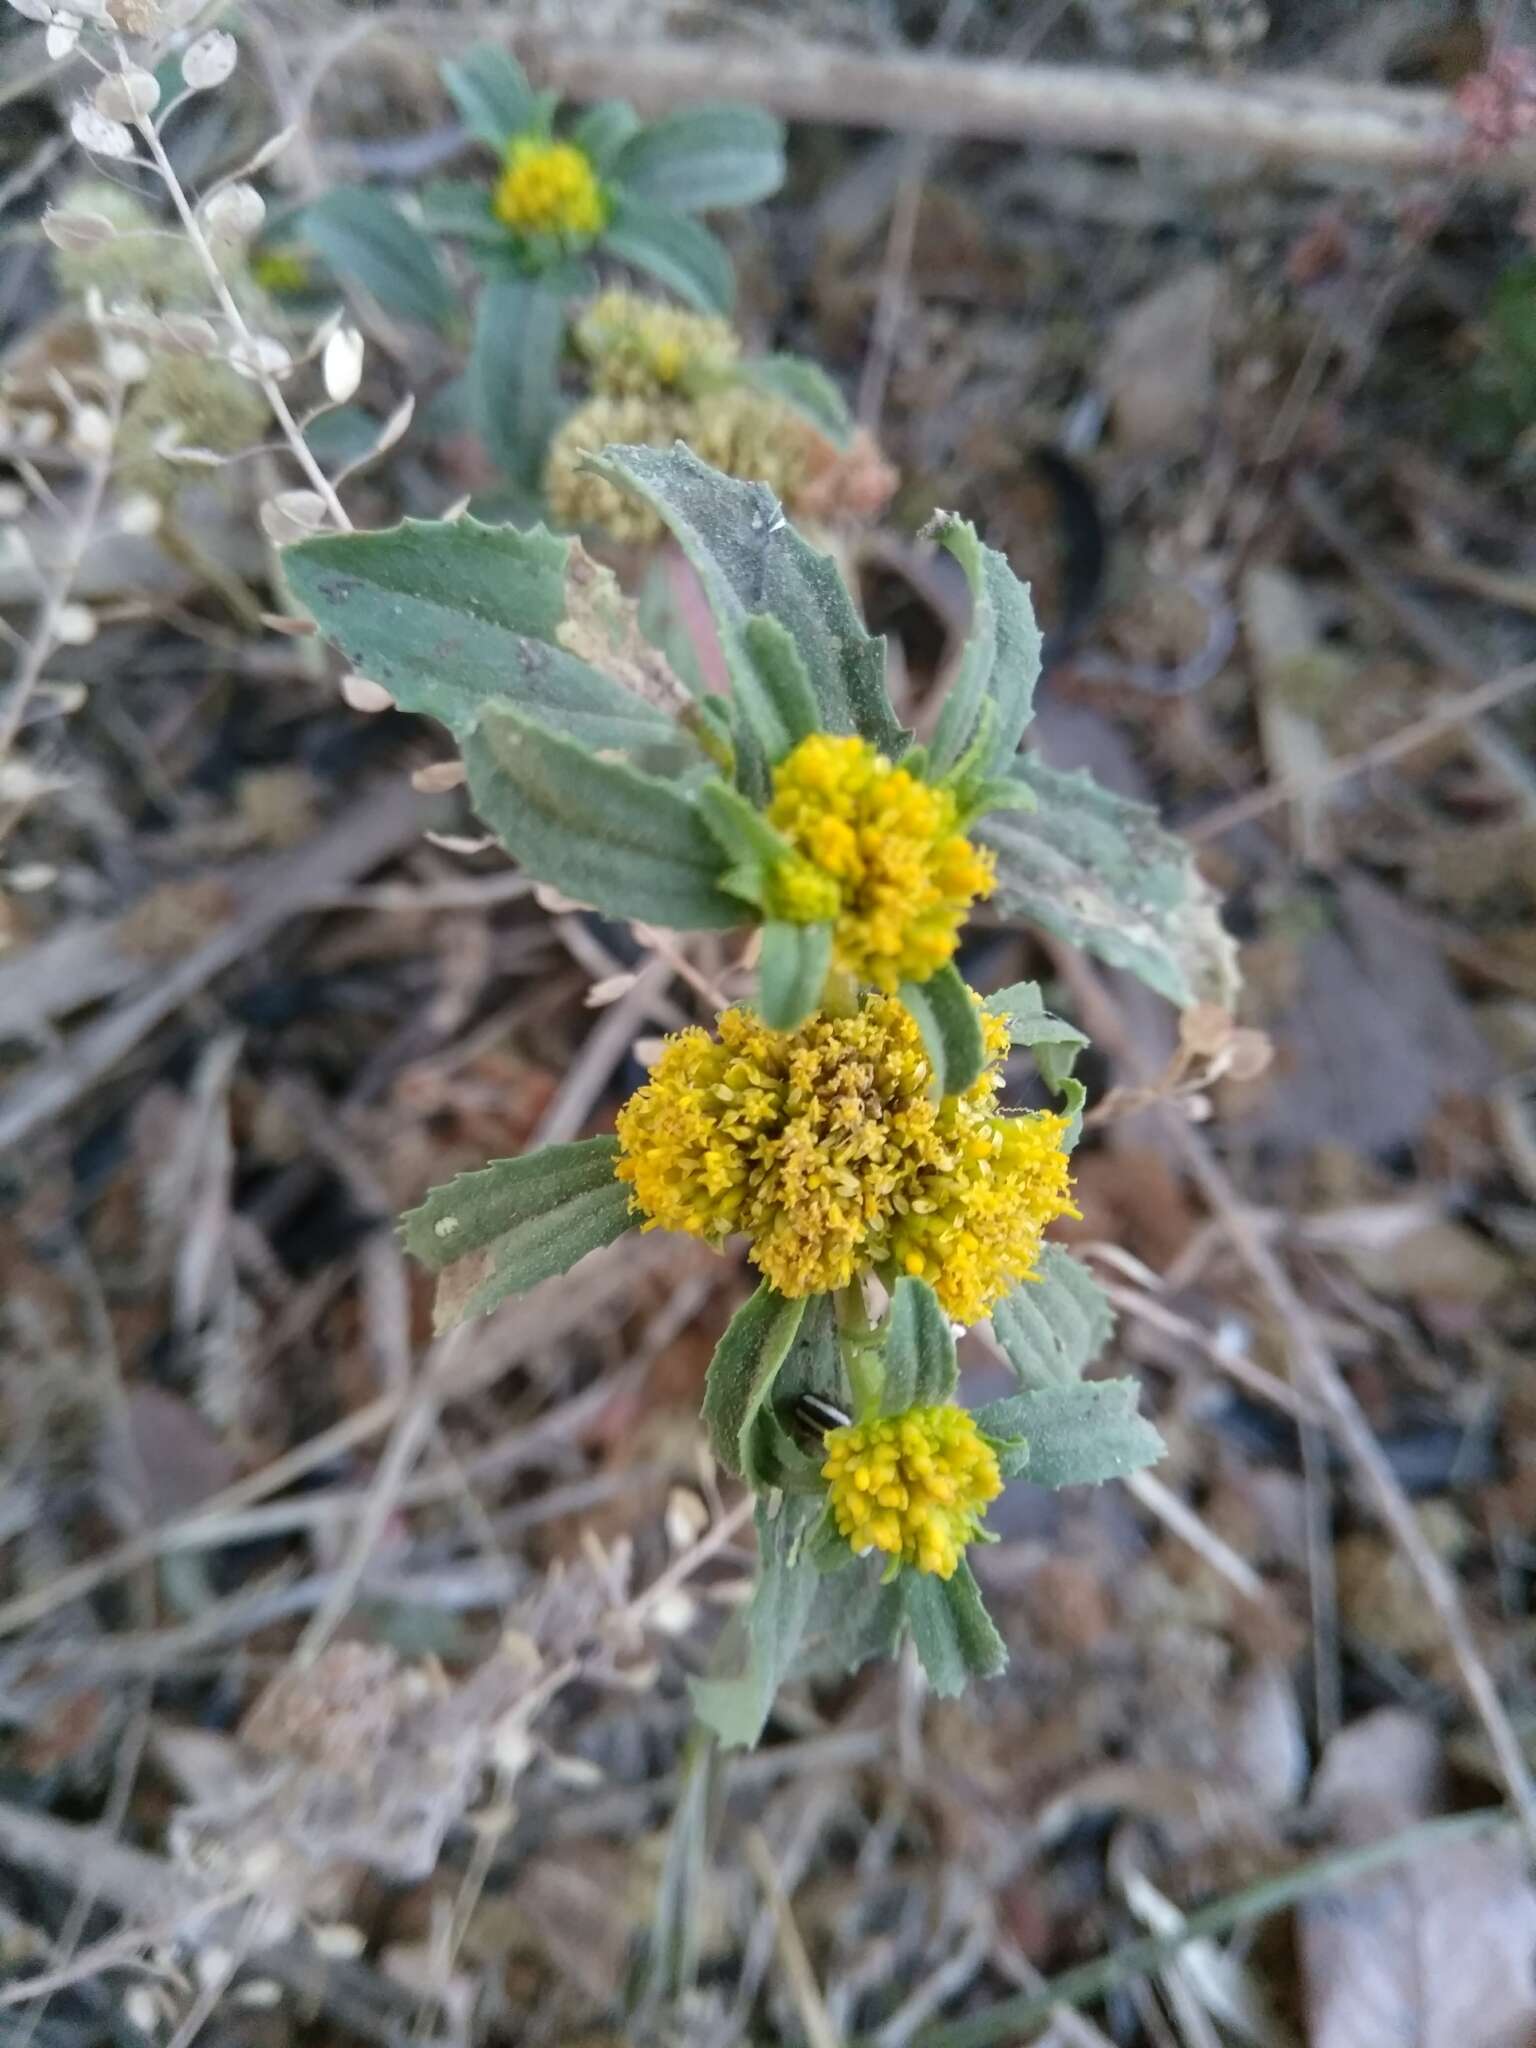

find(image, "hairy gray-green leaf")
[420,179,507,246]
[572,100,641,171]
[586,445,904,756]
[464,703,738,928]
[984,979,1088,1093]
[797,1560,905,1678]
[603,196,733,313]
[614,105,785,212]
[1005,1378,1164,1489]
[758,920,833,1031]
[971,1396,1031,1479]
[400,1136,632,1329]
[900,961,986,1098]
[731,613,820,766]
[470,278,565,487]
[300,188,457,332]
[743,1293,840,1491]
[441,45,535,151]
[740,355,854,446]
[990,1244,1115,1390]
[701,1283,808,1477]
[284,519,686,761]
[903,1561,1007,1696]
[882,1277,957,1412]
[927,516,1043,777]
[983,759,1240,1010]
[690,1498,819,1748]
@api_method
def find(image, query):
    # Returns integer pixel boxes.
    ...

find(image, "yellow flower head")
[249,245,312,295]
[765,735,995,991]
[493,136,608,239]
[575,289,740,397]
[822,1404,1002,1578]
[614,996,1078,1322]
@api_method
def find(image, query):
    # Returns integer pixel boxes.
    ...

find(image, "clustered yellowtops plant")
[545,289,874,545]
[287,443,1208,1743]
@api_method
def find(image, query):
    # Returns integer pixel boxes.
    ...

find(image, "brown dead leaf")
[1302,1712,1536,2048]
[1102,263,1224,456]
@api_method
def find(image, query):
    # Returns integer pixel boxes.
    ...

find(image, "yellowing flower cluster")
[821,1405,1002,1578]
[574,289,740,397]
[766,736,996,991]
[493,137,608,239]
[614,996,1077,1323]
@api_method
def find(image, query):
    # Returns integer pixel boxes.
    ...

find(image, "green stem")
[821,966,859,1019]
[835,1285,883,1420]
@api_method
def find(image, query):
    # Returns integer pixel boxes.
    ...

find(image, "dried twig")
[525,37,1534,183]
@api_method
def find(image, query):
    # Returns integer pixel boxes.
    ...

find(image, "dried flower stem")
[129,108,352,532]
[0,386,120,761]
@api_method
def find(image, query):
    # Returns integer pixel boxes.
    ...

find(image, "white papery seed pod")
[228,334,290,381]
[42,208,118,251]
[70,104,136,159]
[181,28,237,89]
[200,181,264,244]
[70,404,114,455]
[321,326,364,405]
[94,68,160,122]
[6,0,57,23]
[55,604,98,646]
[159,313,220,356]
[259,490,328,544]
[45,15,80,56]
[340,672,395,713]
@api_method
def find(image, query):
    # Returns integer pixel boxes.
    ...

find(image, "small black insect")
[786,1393,852,1448]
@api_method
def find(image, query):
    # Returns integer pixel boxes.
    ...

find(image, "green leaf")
[758,920,833,1031]
[971,1396,1031,1479]
[588,444,904,756]
[1003,1379,1164,1489]
[283,519,685,761]
[984,980,1087,1094]
[300,189,458,332]
[399,1136,633,1329]
[903,1561,1006,1696]
[603,195,734,313]
[881,1277,957,1412]
[690,1498,820,1748]
[990,1244,1114,1390]
[982,759,1240,1010]
[572,99,641,171]
[465,703,739,927]
[441,45,535,151]
[740,355,854,446]
[731,614,821,766]
[695,779,791,904]
[470,278,566,487]
[701,1283,808,1477]
[797,1559,904,1676]
[927,515,1043,778]
[900,962,986,1098]
[419,179,506,247]
[614,105,785,212]
[742,1294,841,1491]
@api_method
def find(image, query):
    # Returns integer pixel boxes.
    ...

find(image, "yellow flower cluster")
[574,290,740,397]
[614,997,1077,1322]
[492,137,607,239]
[545,389,811,545]
[822,1404,1002,1578]
[765,735,996,991]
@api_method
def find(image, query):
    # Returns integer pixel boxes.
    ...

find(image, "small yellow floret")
[574,290,740,397]
[822,1404,1002,1577]
[493,136,607,239]
[766,735,995,991]
[614,995,1078,1322]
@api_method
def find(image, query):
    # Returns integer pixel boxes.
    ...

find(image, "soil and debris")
[2,3,1535,2044]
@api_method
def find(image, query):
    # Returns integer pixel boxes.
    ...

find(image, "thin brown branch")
[523,36,1536,184]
